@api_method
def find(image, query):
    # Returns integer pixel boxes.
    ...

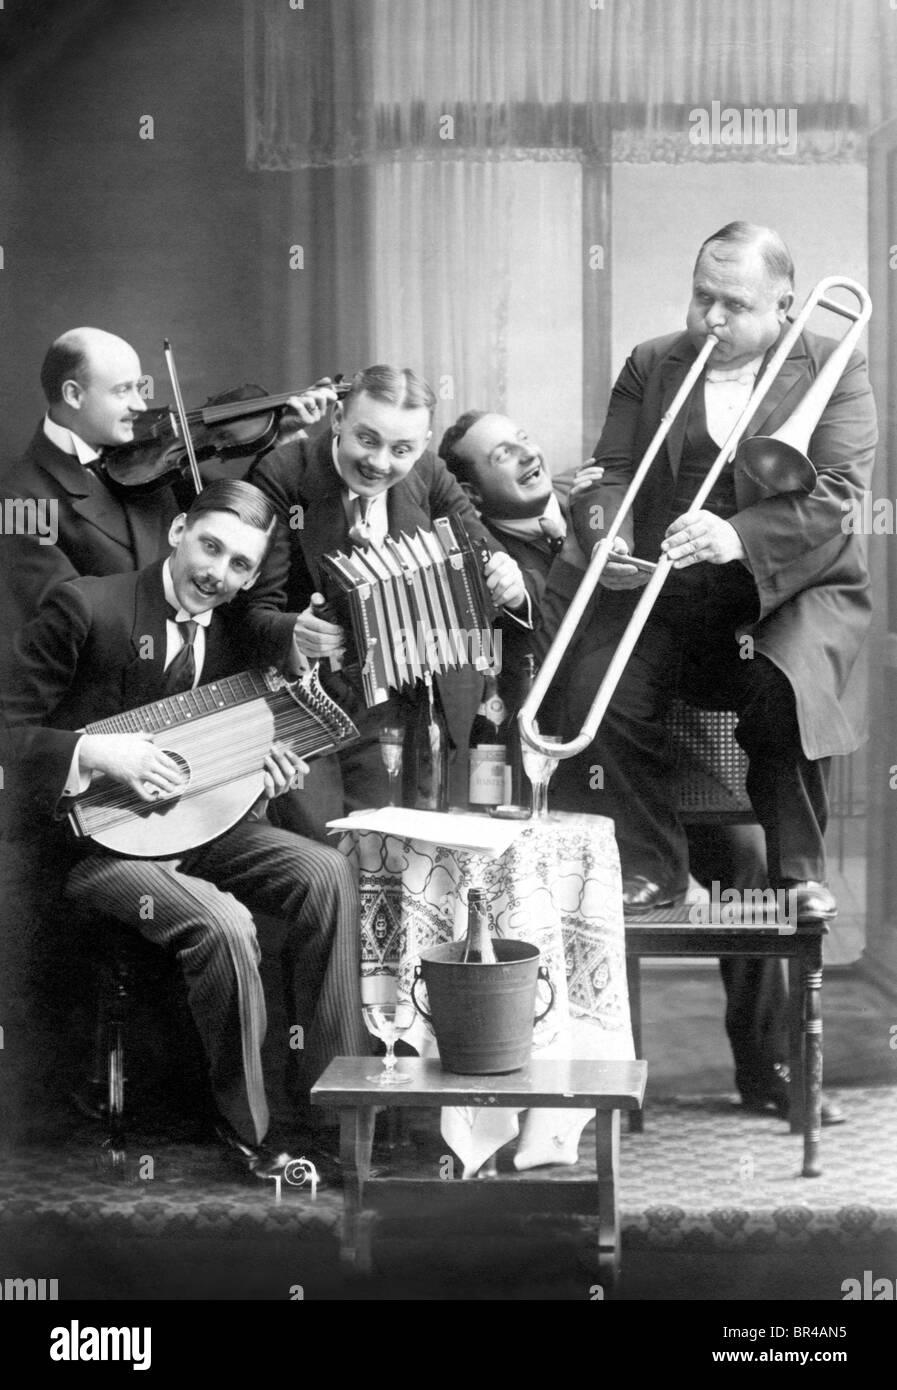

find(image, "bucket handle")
[411,965,432,1025]
[534,965,555,1024]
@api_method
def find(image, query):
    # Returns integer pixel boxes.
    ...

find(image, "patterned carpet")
[2,1081,895,1301]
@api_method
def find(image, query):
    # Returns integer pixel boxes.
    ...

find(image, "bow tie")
[706,367,759,386]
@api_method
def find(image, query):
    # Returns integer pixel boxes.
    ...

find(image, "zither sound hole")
[151,750,191,807]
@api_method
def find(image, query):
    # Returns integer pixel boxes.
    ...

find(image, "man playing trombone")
[555,222,876,946]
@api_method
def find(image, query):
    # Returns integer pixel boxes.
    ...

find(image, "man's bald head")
[41,328,146,448]
[694,222,795,299]
[40,328,136,404]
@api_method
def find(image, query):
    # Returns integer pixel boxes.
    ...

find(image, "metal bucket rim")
[419,939,540,967]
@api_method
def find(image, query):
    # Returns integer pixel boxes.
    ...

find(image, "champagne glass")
[378,725,405,806]
[520,733,564,821]
[362,999,416,1085]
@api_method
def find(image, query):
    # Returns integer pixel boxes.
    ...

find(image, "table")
[336,811,635,1175]
[312,1057,647,1291]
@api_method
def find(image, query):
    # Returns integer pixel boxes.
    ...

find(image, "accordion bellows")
[320,517,497,706]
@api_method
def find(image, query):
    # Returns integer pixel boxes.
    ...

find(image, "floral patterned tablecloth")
[337,811,634,1176]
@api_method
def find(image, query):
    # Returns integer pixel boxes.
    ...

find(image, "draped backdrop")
[244,0,894,457]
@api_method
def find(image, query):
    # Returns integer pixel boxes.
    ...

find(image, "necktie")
[162,619,198,695]
[539,514,566,556]
[348,496,374,548]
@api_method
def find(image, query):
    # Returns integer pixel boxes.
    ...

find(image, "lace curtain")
[248,0,890,456]
[246,0,895,169]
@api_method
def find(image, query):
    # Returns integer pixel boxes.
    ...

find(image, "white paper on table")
[326,807,528,857]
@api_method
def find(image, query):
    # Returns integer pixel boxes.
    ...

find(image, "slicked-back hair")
[695,221,795,294]
[340,364,437,419]
[184,480,278,565]
[437,410,488,489]
[40,339,89,404]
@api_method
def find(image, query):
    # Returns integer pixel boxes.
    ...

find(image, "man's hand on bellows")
[597,537,651,590]
[79,732,186,802]
[484,552,526,611]
[662,511,746,568]
[292,595,346,661]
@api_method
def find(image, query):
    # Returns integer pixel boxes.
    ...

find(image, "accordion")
[320,517,497,707]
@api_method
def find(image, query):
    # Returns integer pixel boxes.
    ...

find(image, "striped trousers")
[65,821,368,1146]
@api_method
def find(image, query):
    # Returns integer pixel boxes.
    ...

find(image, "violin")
[102,376,350,495]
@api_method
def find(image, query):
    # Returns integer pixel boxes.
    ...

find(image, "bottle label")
[469,745,507,804]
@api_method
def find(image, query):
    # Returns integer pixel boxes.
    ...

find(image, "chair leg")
[798,935,824,1179]
[626,956,644,1133]
[104,951,131,1169]
[787,955,804,1133]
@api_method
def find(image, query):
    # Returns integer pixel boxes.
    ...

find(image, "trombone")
[518,276,872,759]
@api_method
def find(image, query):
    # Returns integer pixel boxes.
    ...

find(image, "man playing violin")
[555,222,876,1120]
[243,364,530,839]
[2,480,367,1179]
[0,327,334,660]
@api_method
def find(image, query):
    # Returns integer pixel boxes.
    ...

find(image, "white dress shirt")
[484,491,567,549]
[43,413,103,467]
[63,559,213,796]
[703,355,765,449]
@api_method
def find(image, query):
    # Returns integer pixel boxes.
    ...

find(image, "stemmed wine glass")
[378,725,405,806]
[363,1000,416,1085]
[520,733,564,821]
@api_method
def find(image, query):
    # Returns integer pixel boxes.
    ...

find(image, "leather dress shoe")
[214,1120,336,1186]
[740,1065,845,1126]
[621,875,685,916]
[778,879,838,921]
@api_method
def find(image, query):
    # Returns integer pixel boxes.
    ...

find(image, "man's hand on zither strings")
[78,732,186,802]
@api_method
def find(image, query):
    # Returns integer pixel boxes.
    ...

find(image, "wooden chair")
[75,915,207,1168]
[624,701,829,1178]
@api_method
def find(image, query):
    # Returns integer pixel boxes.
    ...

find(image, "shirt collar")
[332,436,389,517]
[162,558,213,627]
[43,413,102,466]
[486,490,566,543]
[705,354,765,385]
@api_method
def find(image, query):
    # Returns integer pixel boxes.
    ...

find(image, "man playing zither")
[1,480,367,1181]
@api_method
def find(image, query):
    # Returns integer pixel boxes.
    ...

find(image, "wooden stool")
[312,1056,646,1293]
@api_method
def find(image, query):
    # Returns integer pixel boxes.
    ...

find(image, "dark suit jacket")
[570,327,878,759]
[244,426,505,661]
[243,427,524,746]
[0,426,180,652]
[2,560,251,832]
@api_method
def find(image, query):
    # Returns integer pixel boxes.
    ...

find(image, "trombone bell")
[735,435,817,498]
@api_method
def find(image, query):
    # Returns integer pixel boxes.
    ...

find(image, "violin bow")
[163,338,205,497]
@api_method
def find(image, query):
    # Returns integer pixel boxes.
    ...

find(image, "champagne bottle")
[467,671,508,807]
[402,675,450,811]
[462,886,496,963]
[503,653,537,808]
